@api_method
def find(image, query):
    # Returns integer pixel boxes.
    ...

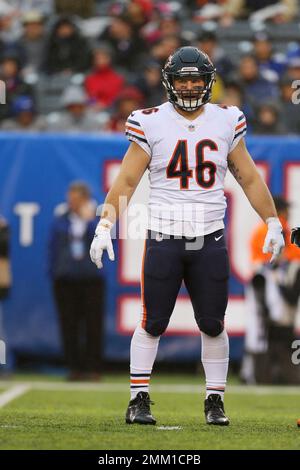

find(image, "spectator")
[252,31,286,82]
[196,31,234,82]
[106,85,144,132]
[286,43,300,63]
[43,16,92,75]
[0,2,22,42]
[143,12,181,45]
[98,14,147,72]
[150,35,182,67]
[0,54,34,120]
[126,0,153,29]
[84,44,124,109]
[252,102,284,134]
[135,60,165,107]
[221,81,244,108]
[286,56,300,81]
[0,3,24,62]
[46,85,108,132]
[17,10,47,74]
[237,54,279,116]
[158,13,181,38]
[279,74,300,134]
[1,95,46,131]
[49,181,105,381]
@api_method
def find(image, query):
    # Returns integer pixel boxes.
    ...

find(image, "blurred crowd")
[0,0,300,133]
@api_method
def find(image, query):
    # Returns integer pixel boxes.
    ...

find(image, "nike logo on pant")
[215,235,223,241]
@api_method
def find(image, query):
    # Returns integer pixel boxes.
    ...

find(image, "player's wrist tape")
[97,218,113,231]
[266,217,282,230]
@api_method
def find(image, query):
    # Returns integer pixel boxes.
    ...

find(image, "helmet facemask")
[162,69,216,112]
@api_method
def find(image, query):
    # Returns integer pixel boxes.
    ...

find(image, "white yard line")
[0,385,31,408]
[0,381,299,395]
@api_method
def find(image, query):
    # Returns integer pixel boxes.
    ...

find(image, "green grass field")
[0,374,299,450]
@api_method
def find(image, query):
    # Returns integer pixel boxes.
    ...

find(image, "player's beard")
[174,89,205,111]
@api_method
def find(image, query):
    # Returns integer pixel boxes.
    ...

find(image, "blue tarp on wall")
[0,133,299,363]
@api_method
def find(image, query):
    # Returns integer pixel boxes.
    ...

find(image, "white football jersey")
[125,102,247,236]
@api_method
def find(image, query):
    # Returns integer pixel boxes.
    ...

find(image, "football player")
[90,47,285,426]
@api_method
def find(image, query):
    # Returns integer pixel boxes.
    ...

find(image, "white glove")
[263,217,285,263]
[90,218,115,269]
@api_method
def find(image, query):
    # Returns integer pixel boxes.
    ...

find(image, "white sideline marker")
[157,426,182,431]
[0,385,31,408]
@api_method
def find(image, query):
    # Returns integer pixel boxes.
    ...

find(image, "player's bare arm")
[101,142,150,223]
[90,142,150,268]
[228,137,285,261]
[228,137,276,221]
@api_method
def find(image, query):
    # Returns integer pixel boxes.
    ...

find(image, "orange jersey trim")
[125,125,145,136]
[235,121,246,131]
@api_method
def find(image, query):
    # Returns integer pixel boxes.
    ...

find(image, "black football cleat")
[204,394,230,426]
[125,391,156,425]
